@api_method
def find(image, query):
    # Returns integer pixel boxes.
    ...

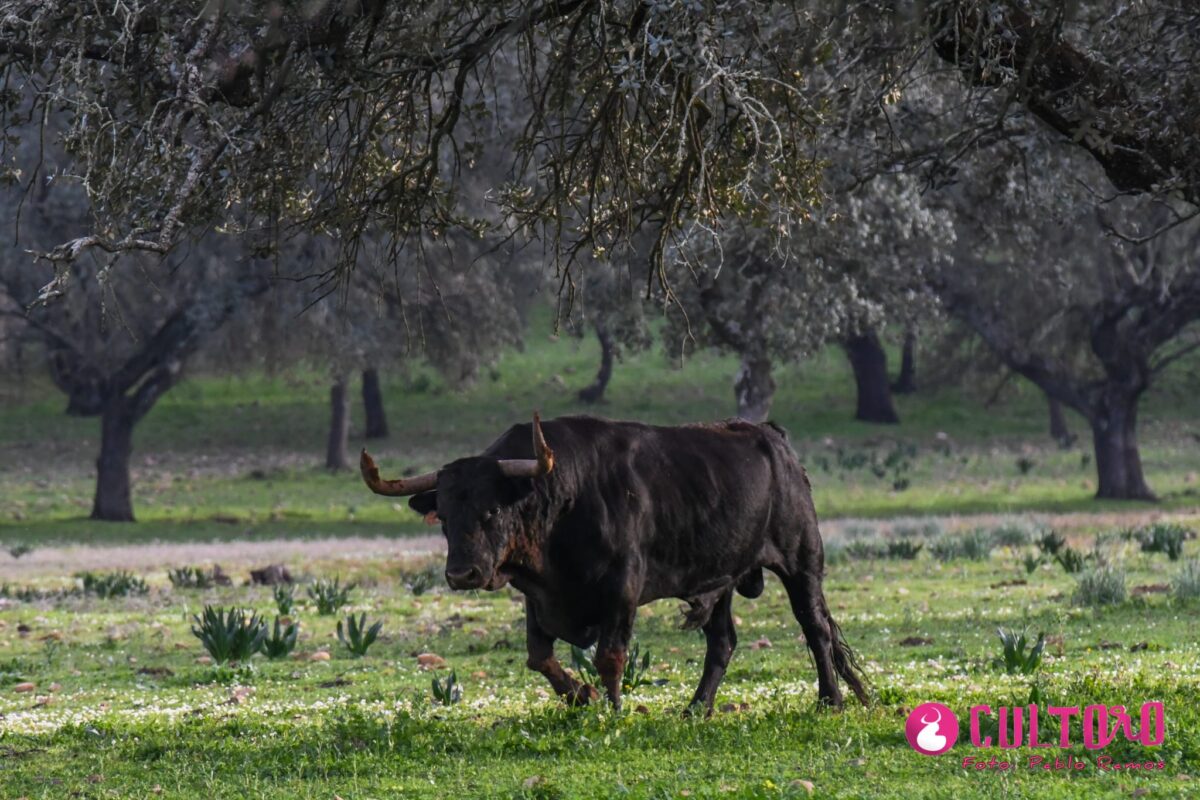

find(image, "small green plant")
[991,524,1031,549]
[7,543,33,559]
[846,539,887,561]
[1072,566,1127,607]
[1055,548,1086,574]
[1037,530,1067,556]
[273,584,296,616]
[76,570,149,598]
[261,617,299,660]
[308,577,355,615]
[1171,560,1200,601]
[1022,553,1044,574]
[930,530,992,562]
[403,564,442,596]
[190,606,267,664]
[569,640,657,692]
[995,627,1046,675]
[431,670,462,705]
[168,566,215,590]
[886,539,923,560]
[1137,523,1189,561]
[337,613,382,657]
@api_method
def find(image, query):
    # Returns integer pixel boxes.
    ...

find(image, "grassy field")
[3,321,1200,545]
[0,524,1198,798]
[2,322,1200,798]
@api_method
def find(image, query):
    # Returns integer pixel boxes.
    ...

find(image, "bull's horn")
[360,450,438,496]
[498,411,555,478]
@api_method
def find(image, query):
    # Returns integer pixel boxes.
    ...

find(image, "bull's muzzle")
[445,565,486,590]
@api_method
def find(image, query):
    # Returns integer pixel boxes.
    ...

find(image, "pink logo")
[906,702,959,755]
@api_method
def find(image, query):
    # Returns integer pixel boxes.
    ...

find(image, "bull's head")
[359,413,554,591]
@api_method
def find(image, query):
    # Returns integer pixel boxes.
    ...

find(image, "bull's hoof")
[816,694,845,712]
[564,684,599,707]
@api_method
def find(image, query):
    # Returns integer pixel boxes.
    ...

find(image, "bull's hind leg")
[686,589,737,716]
[525,604,597,706]
[779,570,844,708]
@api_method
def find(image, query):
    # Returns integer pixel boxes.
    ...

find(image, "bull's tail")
[826,603,870,705]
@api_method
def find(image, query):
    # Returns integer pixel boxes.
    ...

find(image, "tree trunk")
[734,354,776,422]
[845,331,900,424]
[891,330,917,394]
[361,367,389,439]
[91,399,135,522]
[1091,393,1154,500]
[326,376,351,471]
[1047,395,1072,445]
[577,321,615,404]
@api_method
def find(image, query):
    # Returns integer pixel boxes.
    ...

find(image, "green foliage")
[76,570,148,598]
[337,613,383,657]
[1022,552,1044,574]
[190,606,267,665]
[7,543,33,559]
[261,617,299,660]
[431,670,462,705]
[1037,530,1067,556]
[273,584,296,616]
[990,524,1032,548]
[1072,567,1127,607]
[1136,523,1190,561]
[308,577,355,616]
[885,539,923,560]
[845,539,887,561]
[929,529,992,562]
[568,640,656,693]
[995,627,1046,675]
[1055,548,1086,574]
[402,565,442,596]
[1171,560,1200,601]
[167,566,215,590]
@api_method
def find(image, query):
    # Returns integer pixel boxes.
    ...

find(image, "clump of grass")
[308,577,355,615]
[337,613,382,657]
[845,539,887,561]
[1037,530,1067,556]
[824,541,848,566]
[431,670,462,705]
[1072,567,1127,607]
[261,617,299,660]
[273,584,296,616]
[7,543,34,559]
[76,570,148,598]
[168,566,215,590]
[991,524,1032,549]
[191,606,267,664]
[402,564,442,596]
[1136,523,1190,561]
[1055,548,1086,574]
[995,627,1046,675]
[1022,552,1044,574]
[1171,560,1200,601]
[886,539,923,560]
[930,529,992,562]
[569,640,657,692]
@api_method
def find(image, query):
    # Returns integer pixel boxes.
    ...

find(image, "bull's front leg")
[593,601,637,711]
[525,603,597,706]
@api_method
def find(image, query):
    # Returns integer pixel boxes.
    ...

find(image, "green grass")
[1,534,1197,798]
[2,315,1200,544]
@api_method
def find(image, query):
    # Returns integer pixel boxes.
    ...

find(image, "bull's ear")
[408,491,438,517]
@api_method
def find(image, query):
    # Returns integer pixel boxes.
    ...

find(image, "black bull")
[361,414,867,713]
